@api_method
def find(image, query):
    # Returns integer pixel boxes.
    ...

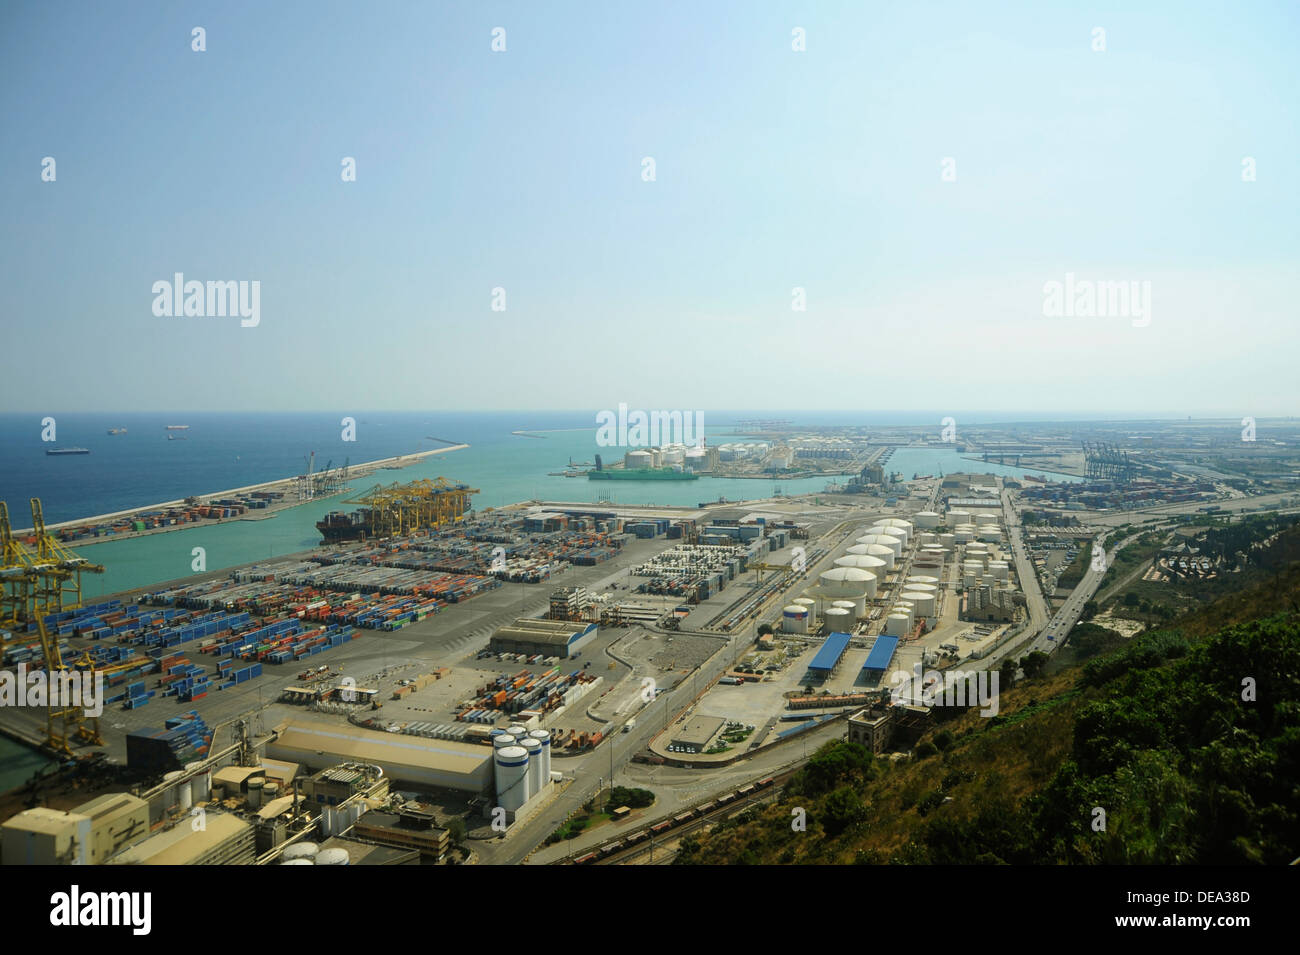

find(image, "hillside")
[676,528,1300,865]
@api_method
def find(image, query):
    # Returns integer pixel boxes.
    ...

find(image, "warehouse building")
[108,811,255,865]
[671,715,726,754]
[1,808,92,866]
[269,718,493,793]
[489,618,598,659]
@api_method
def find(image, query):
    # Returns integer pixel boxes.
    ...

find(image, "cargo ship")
[317,510,375,543]
[46,447,90,455]
[166,424,189,430]
[588,467,697,481]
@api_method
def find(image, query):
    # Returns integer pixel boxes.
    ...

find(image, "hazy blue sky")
[2,1,1296,416]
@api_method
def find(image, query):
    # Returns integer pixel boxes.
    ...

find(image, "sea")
[0,409,1084,784]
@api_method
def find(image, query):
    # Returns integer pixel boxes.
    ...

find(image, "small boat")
[107,428,127,435]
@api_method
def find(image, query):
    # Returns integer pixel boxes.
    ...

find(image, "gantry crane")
[0,499,106,754]
[343,478,479,538]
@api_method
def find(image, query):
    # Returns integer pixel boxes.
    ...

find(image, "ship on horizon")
[107,428,127,435]
[46,447,90,456]
[165,424,189,430]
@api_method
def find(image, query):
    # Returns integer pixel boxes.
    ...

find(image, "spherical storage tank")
[818,567,875,598]
[495,745,531,813]
[315,848,350,866]
[783,606,809,634]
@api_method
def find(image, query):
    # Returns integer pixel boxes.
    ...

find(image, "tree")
[1019,650,1048,679]
[446,817,466,845]
[1081,600,1098,621]
[758,623,774,636]
[999,657,1018,687]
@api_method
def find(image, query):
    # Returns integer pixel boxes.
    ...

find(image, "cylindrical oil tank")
[495,745,531,813]
[918,532,938,546]
[884,613,910,637]
[975,512,999,526]
[832,600,855,611]
[263,781,280,803]
[624,450,652,469]
[907,575,939,585]
[833,554,886,578]
[782,605,809,634]
[316,848,350,866]
[915,511,941,529]
[856,534,902,559]
[948,510,971,527]
[818,567,874,598]
[824,607,852,629]
[282,858,313,865]
[876,519,914,543]
[939,533,956,548]
[282,841,318,861]
[902,591,936,615]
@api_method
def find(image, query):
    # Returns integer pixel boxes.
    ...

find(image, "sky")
[1,1,1297,417]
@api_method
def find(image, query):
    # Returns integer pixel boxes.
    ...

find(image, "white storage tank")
[824,607,853,629]
[856,534,902,559]
[493,734,517,749]
[523,736,544,797]
[977,526,1002,543]
[529,729,552,782]
[508,724,527,737]
[834,554,886,573]
[948,509,971,527]
[246,777,265,810]
[877,519,914,542]
[495,745,531,813]
[283,842,319,862]
[282,858,313,865]
[907,575,939,585]
[185,762,212,803]
[782,605,810,634]
[915,511,941,529]
[884,613,911,637]
[918,532,938,546]
[939,533,957,548]
[902,590,936,615]
[316,847,350,866]
[975,512,999,526]
[624,450,652,469]
[818,567,875,598]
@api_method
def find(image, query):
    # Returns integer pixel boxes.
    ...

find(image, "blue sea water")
[0,410,1083,600]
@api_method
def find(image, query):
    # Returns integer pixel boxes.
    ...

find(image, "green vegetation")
[675,518,1300,865]
[607,786,654,810]
[1056,540,1093,589]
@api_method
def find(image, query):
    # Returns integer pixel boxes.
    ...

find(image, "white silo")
[493,734,517,749]
[782,605,810,634]
[915,511,941,529]
[529,729,552,782]
[884,613,910,637]
[495,745,531,813]
[185,761,211,803]
[508,724,527,737]
[523,736,544,797]
[177,778,193,812]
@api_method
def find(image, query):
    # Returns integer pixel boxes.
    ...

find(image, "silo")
[493,734,517,749]
[523,736,544,796]
[282,842,318,862]
[316,848,350,866]
[162,771,183,810]
[884,614,911,637]
[177,778,193,812]
[495,745,531,813]
[185,761,211,802]
[508,724,527,738]
[915,511,941,529]
[529,729,552,782]
[782,605,809,634]
[246,777,265,810]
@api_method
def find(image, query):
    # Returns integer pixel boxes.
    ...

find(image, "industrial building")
[1,793,150,866]
[964,586,1015,623]
[671,715,726,754]
[108,811,256,865]
[351,806,450,860]
[269,718,494,792]
[488,618,598,659]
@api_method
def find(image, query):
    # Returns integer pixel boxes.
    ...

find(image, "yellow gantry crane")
[0,499,105,755]
[344,477,479,538]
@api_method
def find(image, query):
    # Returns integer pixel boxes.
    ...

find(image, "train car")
[599,841,624,857]
[717,792,737,805]
[574,852,598,866]
[650,820,673,835]
[757,777,776,789]
[737,784,756,798]
[696,801,716,815]
[674,812,696,825]
[626,830,649,845]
